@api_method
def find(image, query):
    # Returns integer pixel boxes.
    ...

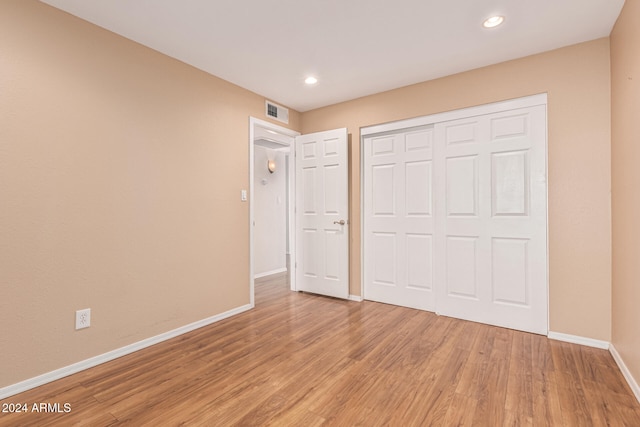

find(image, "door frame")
[359,93,549,328]
[249,117,300,307]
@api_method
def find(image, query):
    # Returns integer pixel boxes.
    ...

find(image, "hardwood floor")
[2,273,639,426]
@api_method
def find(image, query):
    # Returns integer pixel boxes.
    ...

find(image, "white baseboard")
[547,331,610,350]
[254,268,287,279]
[610,344,640,404]
[540,333,640,405]
[0,303,253,400]
[348,294,363,302]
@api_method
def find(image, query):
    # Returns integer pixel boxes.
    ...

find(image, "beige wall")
[0,0,622,392]
[302,39,612,341]
[0,0,299,388]
[611,0,640,389]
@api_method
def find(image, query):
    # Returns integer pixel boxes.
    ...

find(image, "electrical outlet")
[75,308,91,330]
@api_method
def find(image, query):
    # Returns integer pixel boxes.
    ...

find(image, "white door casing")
[361,95,548,335]
[295,128,349,299]
[363,126,436,311]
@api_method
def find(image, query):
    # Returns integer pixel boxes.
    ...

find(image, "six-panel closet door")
[363,127,436,311]
[433,105,547,334]
[363,102,548,335]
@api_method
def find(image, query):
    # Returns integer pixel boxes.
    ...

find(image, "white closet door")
[364,127,436,311]
[434,105,547,334]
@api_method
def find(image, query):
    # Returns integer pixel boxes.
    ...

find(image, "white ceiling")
[40,0,624,112]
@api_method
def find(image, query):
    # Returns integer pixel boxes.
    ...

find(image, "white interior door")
[434,105,547,334]
[295,128,349,299]
[363,127,436,311]
[361,96,548,335]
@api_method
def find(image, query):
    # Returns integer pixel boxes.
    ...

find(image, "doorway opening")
[249,117,299,307]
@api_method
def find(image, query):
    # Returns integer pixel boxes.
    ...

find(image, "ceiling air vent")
[265,100,289,124]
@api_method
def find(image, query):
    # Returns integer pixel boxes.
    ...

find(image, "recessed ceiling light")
[305,76,318,85]
[483,15,505,28]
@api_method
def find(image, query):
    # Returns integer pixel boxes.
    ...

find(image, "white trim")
[610,344,640,404]
[547,331,610,350]
[254,267,288,279]
[359,123,366,301]
[348,294,364,302]
[288,142,297,292]
[361,94,548,136]
[0,304,252,400]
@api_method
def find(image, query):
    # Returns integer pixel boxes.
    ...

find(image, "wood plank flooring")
[2,273,639,426]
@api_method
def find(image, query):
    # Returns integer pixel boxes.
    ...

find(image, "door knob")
[333,220,346,225]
